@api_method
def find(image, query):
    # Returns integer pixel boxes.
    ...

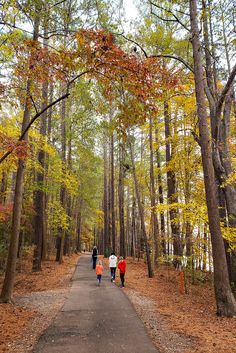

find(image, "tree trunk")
[164,100,182,257]
[131,195,136,257]
[204,0,236,288]
[155,129,166,255]
[76,198,83,252]
[129,135,154,277]
[0,172,7,204]
[119,142,125,258]
[0,12,40,303]
[103,138,110,257]
[189,0,236,316]
[110,130,116,253]
[56,93,67,264]
[32,31,48,272]
[149,116,159,264]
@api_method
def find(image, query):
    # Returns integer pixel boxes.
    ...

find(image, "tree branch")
[150,54,193,72]
[0,92,70,164]
[30,96,39,114]
[50,0,67,8]
[191,130,201,146]
[149,1,190,32]
[0,69,92,164]
[119,34,148,58]
[67,69,91,88]
[216,63,236,113]
[117,34,193,72]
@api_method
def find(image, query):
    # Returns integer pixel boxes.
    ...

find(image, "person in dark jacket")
[118,256,126,288]
[92,246,98,269]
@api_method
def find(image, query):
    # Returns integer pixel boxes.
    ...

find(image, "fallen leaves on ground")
[124,258,236,353]
[0,254,79,353]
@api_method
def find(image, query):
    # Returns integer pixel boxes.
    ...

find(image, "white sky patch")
[123,0,139,19]
[122,0,139,32]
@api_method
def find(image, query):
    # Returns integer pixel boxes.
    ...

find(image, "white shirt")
[109,255,117,268]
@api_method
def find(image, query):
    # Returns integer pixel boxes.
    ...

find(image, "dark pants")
[92,256,97,269]
[120,273,125,287]
[97,274,102,283]
[110,267,116,280]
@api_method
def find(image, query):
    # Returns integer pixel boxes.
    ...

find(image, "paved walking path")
[33,254,159,353]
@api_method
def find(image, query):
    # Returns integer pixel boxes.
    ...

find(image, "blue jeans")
[110,267,116,280]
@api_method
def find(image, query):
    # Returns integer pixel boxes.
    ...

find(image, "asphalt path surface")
[33,253,159,353]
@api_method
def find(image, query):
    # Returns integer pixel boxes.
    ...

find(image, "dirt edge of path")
[125,288,196,353]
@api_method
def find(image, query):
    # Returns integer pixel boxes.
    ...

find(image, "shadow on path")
[33,254,159,353]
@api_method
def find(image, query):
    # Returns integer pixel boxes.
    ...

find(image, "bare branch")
[191,130,201,146]
[0,22,33,37]
[30,96,39,114]
[119,34,148,58]
[149,1,190,32]
[50,0,67,8]
[116,34,193,72]
[217,63,236,113]
[150,54,193,72]
[67,69,92,88]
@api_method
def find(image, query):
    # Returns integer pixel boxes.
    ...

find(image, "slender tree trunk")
[32,30,48,272]
[164,100,182,257]
[203,227,207,271]
[129,136,154,277]
[47,84,53,143]
[155,129,166,255]
[131,195,136,257]
[119,142,125,257]
[189,0,236,316]
[103,138,109,257]
[110,130,116,253]
[126,187,131,256]
[56,92,67,263]
[184,149,192,259]
[149,116,159,264]
[220,92,236,285]
[76,198,83,252]
[0,172,7,204]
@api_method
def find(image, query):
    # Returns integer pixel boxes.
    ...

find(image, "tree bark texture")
[129,136,154,278]
[149,116,159,263]
[0,12,40,302]
[189,0,236,316]
[164,100,182,256]
[119,142,125,258]
[103,139,110,257]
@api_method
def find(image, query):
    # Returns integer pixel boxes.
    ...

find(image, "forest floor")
[124,259,236,353]
[0,253,79,353]
[0,254,235,353]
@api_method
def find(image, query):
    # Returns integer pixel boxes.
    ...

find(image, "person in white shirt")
[109,252,117,282]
